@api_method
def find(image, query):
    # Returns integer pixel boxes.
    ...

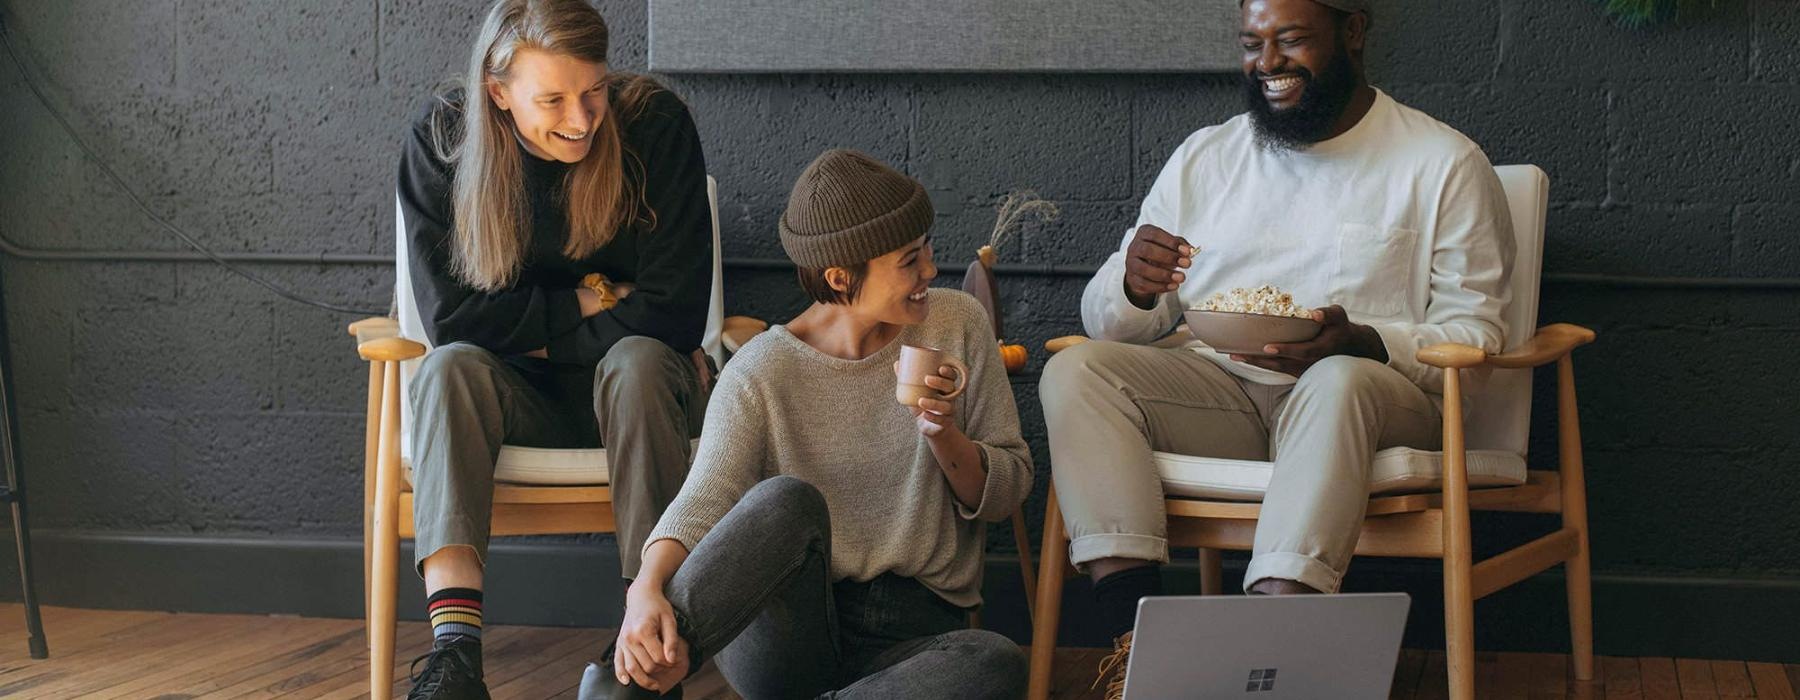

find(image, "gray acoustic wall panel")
[648,0,1241,73]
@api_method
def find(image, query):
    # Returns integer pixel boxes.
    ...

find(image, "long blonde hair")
[435,0,662,292]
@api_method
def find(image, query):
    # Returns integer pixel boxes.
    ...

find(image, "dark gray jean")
[662,475,1026,699]
[408,337,705,578]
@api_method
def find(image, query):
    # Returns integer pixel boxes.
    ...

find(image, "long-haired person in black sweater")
[396,1,712,698]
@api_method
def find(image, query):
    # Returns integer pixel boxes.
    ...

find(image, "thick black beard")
[1242,49,1359,152]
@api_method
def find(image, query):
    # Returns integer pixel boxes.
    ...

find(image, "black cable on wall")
[0,15,387,316]
[6,235,1800,291]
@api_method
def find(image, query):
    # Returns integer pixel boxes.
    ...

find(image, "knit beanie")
[778,149,934,269]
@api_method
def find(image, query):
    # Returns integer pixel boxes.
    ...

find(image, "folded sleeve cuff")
[1105,262,1174,322]
[1375,322,1432,392]
[643,519,710,560]
[955,443,1021,522]
[1116,291,1174,323]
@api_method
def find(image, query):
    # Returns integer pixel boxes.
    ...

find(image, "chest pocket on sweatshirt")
[1331,223,1419,318]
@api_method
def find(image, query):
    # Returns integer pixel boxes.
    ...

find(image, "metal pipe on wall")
[5,233,1800,290]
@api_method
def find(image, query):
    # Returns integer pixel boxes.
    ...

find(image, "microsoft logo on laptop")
[1245,668,1277,692]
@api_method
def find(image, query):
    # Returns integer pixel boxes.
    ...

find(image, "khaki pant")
[408,337,706,579]
[1038,341,1440,593]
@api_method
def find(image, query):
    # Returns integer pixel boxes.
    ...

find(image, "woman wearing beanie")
[398,1,714,697]
[583,149,1032,699]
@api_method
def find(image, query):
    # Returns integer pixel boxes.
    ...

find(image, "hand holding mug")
[894,345,967,436]
[910,367,965,437]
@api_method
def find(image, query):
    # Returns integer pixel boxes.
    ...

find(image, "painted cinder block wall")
[1,0,1797,657]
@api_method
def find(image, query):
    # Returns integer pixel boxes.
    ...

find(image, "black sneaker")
[407,637,490,700]
[577,643,682,700]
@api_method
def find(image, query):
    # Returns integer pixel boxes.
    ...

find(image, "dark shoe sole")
[578,661,681,700]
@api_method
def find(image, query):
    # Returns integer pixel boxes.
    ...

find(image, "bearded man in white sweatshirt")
[1039,0,1515,685]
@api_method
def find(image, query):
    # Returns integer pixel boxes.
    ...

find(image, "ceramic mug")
[894,344,968,408]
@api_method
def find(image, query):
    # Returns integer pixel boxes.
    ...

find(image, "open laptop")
[1123,593,1411,699]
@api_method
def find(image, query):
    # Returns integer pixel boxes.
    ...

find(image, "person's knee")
[595,336,681,399]
[949,630,1028,697]
[410,343,509,420]
[414,342,503,389]
[1039,340,1127,409]
[598,336,676,374]
[742,475,829,532]
[1294,355,1386,397]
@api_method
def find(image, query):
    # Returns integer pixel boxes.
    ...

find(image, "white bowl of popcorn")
[1183,285,1321,356]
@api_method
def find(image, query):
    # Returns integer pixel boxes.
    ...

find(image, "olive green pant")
[407,337,706,579]
[1039,341,1441,593]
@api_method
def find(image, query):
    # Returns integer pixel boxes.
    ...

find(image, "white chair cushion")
[494,445,615,485]
[1154,447,1528,502]
[402,439,701,487]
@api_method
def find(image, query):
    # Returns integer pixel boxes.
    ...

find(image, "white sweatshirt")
[1082,89,1516,394]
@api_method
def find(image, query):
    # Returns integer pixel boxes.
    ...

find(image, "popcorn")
[1196,285,1313,319]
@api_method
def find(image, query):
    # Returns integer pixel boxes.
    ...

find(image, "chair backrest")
[1465,165,1548,456]
[392,175,725,458]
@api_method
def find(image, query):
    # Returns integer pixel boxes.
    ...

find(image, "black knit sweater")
[395,84,712,367]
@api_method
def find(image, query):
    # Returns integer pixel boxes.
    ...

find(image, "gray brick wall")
[2,0,1797,584]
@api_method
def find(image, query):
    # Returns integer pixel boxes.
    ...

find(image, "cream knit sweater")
[646,289,1033,607]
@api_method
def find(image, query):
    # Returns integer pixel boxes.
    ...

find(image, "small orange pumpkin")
[998,342,1027,373]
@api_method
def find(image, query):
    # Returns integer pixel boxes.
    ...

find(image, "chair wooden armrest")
[1417,323,1596,370]
[1044,328,1192,354]
[1044,335,1089,353]
[347,317,397,338]
[359,337,428,362]
[721,315,770,354]
[346,317,427,362]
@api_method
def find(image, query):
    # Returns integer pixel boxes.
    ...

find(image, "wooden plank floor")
[1,605,1795,699]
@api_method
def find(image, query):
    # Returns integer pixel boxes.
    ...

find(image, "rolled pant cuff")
[1242,552,1342,593]
[413,526,488,577]
[1069,533,1169,571]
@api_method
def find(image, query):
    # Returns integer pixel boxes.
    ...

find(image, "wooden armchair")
[350,178,725,698]
[1024,165,1597,700]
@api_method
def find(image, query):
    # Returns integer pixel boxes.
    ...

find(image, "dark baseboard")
[3,530,1795,663]
[1008,561,1800,665]
[4,530,627,629]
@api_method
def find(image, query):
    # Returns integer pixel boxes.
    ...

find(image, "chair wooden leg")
[1012,510,1037,623]
[1443,546,1476,700]
[371,361,404,700]
[364,361,381,643]
[1441,369,1476,700]
[1558,356,1595,681]
[1198,548,1224,595]
[1027,486,1069,700]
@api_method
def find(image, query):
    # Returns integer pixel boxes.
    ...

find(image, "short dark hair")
[795,262,869,305]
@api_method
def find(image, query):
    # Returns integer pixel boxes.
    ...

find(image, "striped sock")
[428,587,483,646]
